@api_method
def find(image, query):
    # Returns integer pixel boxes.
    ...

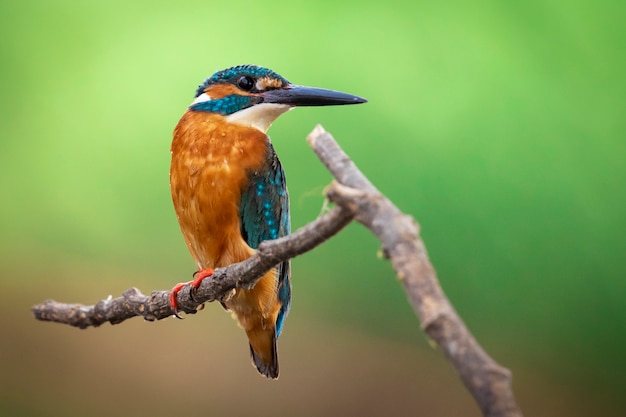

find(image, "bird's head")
[189,65,367,133]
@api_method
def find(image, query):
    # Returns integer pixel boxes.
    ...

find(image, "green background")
[1,0,624,416]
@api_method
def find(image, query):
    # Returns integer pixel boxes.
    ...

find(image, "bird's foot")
[169,268,215,319]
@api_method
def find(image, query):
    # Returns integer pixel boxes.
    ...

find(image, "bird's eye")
[237,76,255,91]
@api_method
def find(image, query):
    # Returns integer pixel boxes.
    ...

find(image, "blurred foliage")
[1,0,624,416]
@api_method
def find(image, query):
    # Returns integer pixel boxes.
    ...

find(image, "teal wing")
[239,143,291,336]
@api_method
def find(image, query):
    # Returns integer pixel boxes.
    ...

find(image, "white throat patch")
[226,103,292,133]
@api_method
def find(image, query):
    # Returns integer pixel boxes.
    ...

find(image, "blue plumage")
[239,143,291,337]
[189,94,262,116]
[195,65,290,98]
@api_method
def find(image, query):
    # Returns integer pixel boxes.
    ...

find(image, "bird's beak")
[262,85,367,107]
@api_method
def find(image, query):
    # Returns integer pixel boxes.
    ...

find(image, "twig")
[307,125,523,417]
[32,205,355,328]
[32,125,523,417]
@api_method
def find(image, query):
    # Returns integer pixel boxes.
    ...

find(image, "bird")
[168,64,366,379]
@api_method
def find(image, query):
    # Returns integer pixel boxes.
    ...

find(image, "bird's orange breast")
[170,110,283,372]
[170,110,269,269]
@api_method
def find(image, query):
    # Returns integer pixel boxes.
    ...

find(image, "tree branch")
[307,126,522,417]
[32,204,355,327]
[32,125,523,417]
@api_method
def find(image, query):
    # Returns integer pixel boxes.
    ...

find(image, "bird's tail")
[246,326,279,379]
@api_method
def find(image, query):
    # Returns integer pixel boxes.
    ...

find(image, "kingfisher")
[168,64,366,379]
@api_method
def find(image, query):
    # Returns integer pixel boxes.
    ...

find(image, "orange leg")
[169,268,214,318]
